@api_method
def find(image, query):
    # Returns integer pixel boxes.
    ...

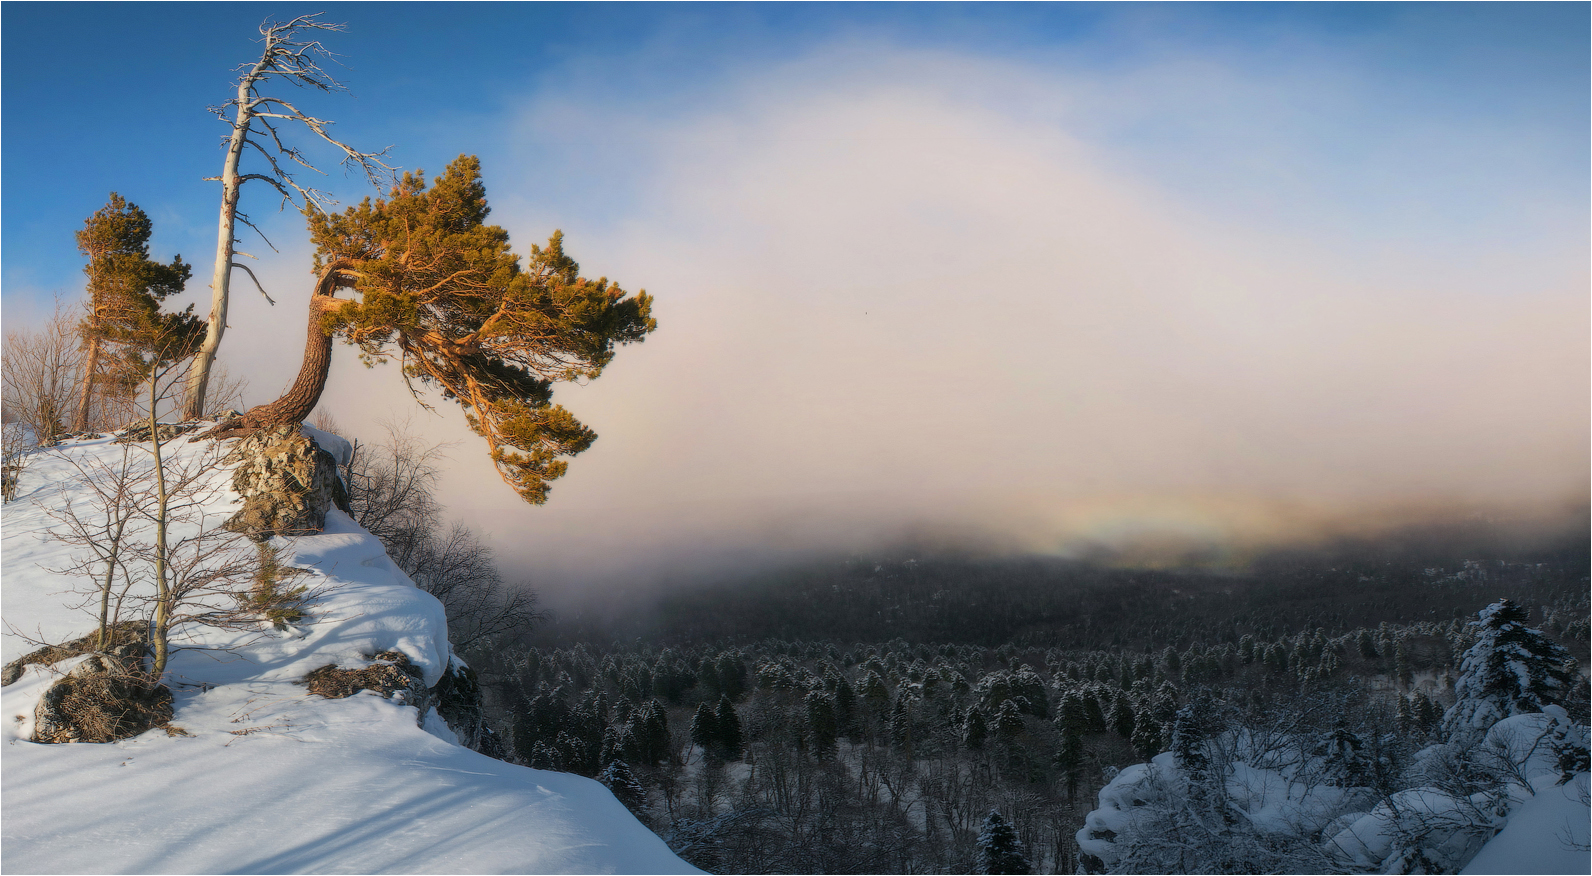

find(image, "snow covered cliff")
[2,428,696,874]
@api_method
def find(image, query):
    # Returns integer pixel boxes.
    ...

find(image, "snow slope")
[2,431,697,875]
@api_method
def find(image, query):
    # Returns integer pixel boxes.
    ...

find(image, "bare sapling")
[41,442,152,650]
[2,422,31,502]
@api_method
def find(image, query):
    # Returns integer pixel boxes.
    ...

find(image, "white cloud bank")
[291,45,1587,602]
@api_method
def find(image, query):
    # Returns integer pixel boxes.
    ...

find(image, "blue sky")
[5,3,1585,300]
[4,3,1587,597]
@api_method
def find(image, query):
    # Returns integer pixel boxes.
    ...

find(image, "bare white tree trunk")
[183,70,258,420]
[181,15,392,420]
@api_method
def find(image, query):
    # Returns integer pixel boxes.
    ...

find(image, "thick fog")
[75,45,1592,609]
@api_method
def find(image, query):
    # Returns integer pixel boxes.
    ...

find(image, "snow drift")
[2,429,696,874]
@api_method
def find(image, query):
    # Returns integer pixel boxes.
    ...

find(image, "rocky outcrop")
[114,422,200,444]
[433,658,510,755]
[301,651,508,757]
[223,425,350,540]
[31,653,171,744]
[303,651,432,719]
[3,624,171,744]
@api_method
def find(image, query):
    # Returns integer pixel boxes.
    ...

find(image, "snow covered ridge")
[2,429,697,874]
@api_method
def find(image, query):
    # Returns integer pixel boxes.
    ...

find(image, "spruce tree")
[975,810,1030,874]
[993,698,1025,742]
[1169,704,1208,779]
[1443,598,1575,743]
[1131,703,1163,760]
[690,702,720,757]
[1110,696,1136,740]
[807,690,838,757]
[964,705,988,750]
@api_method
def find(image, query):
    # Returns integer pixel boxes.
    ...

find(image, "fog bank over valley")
[48,44,1587,611]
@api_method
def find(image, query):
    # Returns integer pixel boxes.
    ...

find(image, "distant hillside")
[539,520,1590,650]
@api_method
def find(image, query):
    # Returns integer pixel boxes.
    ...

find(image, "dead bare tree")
[183,13,393,419]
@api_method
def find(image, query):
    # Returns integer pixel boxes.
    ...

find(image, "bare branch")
[229,262,276,305]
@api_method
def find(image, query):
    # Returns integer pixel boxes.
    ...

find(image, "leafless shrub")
[2,299,83,446]
[342,419,544,651]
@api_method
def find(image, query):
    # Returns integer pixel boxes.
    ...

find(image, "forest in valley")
[449,522,1590,874]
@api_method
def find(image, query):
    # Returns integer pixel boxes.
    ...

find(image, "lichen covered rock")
[223,425,350,540]
[304,651,432,722]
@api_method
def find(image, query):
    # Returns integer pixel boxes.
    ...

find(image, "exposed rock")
[222,424,351,540]
[303,651,432,722]
[32,651,172,744]
[433,658,491,750]
[2,621,147,687]
[114,422,200,444]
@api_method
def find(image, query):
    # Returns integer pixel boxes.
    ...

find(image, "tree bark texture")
[207,260,352,439]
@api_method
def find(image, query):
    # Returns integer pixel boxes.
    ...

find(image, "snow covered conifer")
[1131,703,1163,759]
[806,689,838,756]
[1110,696,1136,739]
[1169,704,1208,779]
[1442,598,1575,744]
[976,809,1030,874]
[994,698,1025,742]
[598,759,646,813]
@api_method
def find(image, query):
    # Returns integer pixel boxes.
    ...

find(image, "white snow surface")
[2,431,696,874]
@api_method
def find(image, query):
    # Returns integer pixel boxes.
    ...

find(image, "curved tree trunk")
[206,260,353,439]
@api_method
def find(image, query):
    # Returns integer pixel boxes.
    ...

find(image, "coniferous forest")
[454,525,1590,874]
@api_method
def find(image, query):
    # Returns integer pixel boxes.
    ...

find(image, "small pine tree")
[1169,704,1208,779]
[73,193,199,432]
[975,810,1030,874]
